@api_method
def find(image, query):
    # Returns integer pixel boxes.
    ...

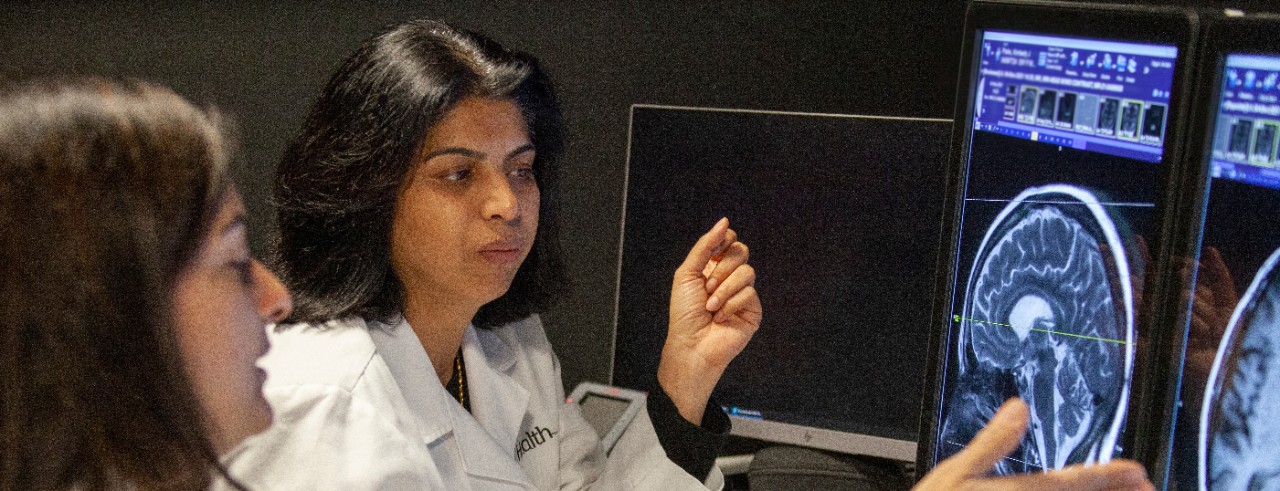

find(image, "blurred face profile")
[390,96,540,309]
[170,188,292,454]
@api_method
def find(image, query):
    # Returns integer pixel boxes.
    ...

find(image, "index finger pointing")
[986,461,1150,491]
[948,398,1029,473]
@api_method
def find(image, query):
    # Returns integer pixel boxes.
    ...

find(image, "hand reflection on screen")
[1168,247,1242,488]
[1185,247,1236,356]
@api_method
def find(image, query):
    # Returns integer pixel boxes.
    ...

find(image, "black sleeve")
[645,383,731,482]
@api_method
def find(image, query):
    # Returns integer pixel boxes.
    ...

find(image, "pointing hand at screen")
[913,399,1154,491]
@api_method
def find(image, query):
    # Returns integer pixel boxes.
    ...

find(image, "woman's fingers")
[705,239,748,293]
[947,398,1029,474]
[707,263,756,316]
[702,227,738,277]
[679,218,730,282]
[983,461,1152,491]
[713,228,738,260]
[918,399,1151,491]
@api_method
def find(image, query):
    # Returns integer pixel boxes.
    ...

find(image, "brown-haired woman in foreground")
[0,78,292,490]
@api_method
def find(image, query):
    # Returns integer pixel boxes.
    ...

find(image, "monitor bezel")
[915,0,1200,477]
[1144,12,1280,490]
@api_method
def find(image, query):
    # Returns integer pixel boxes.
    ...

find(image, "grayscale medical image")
[1252,124,1276,164]
[1120,102,1141,139]
[1020,87,1039,117]
[1098,98,1120,135]
[941,184,1133,474]
[1200,247,1280,491]
[1229,120,1254,157]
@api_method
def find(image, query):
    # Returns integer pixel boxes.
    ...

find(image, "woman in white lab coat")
[226,20,755,490]
[226,19,1156,491]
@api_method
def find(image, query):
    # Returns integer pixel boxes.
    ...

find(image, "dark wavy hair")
[273,19,566,328]
[0,78,244,490]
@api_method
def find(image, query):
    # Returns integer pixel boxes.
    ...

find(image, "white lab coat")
[220,314,724,490]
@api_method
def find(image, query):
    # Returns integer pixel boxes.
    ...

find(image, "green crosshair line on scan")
[952,315,1129,345]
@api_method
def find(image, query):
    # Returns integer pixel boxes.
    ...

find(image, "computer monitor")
[1156,14,1280,491]
[916,1,1198,476]
[612,105,951,461]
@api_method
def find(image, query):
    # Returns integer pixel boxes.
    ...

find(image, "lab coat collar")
[375,317,535,488]
[470,323,517,372]
[462,325,532,465]
[265,318,379,389]
[444,397,536,488]
[365,317,453,445]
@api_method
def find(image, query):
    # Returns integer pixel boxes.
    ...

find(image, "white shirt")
[221,314,723,490]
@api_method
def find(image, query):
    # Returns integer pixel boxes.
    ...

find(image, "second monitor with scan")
[1147,13,1280,491]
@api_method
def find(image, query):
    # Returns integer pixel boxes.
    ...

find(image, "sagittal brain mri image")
[1229,120,1254,156]
[941,184,1133,474]
[1098,99,1120,135]
[1252,124,1276,163]
[1038,90,1059,121]
[1021,87,1039,117]
[1142,104,1166,139]
[1120,102,1142,138]
[1200,247,1280,491]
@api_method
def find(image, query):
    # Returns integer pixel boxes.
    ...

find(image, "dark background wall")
[2,0,1272,391]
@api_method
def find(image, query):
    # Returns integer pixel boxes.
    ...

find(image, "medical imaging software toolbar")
[1210,54,1280,190]
[974,31,1178,163]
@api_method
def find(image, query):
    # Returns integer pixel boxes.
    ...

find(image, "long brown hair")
[0,78,240,490]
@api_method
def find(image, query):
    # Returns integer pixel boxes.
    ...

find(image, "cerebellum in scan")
[1200,247,1280,491]
[940,184,1134,474]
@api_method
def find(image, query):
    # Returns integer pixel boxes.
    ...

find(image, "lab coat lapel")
[446,401,538,488]
[451,325,536,487]
[373,319,535,488]
[365,318,452,445]
[462,325,530,459]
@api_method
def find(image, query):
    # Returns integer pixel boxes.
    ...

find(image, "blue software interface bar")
[1210,54,1280,191]
[973,30,1179,163]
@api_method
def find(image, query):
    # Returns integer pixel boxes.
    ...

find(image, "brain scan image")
[1120,102,1142,139]
[1228,120,1254,158]
[1038,90,1059,122]
[941,184,1134,474]
[1199,247,1280,491]
[1098,99,1120,135]
[1020,87,1039,117]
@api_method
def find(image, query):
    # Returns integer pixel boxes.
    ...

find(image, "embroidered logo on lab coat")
[514,426,556,460]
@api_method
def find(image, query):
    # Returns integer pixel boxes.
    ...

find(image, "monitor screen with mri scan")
[922,21,1188,475]
[1162,49,1280,491]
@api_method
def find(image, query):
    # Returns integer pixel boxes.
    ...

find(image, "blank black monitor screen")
[613,105,949,460]
[929,31,1179,473]
[1167,53,1280,491]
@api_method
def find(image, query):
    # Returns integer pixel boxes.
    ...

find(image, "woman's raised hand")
[658,218,762,424]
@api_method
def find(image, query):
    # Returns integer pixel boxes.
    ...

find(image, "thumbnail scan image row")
[1215,115,1280,168]
[1007,85,1167,146]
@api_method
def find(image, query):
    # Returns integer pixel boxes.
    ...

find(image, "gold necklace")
[454,348,467,410]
